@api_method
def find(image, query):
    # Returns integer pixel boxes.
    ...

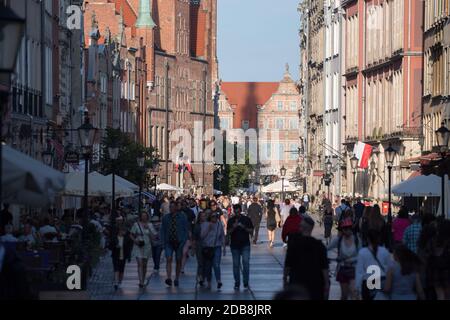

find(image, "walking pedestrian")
[353,198,365,236]
[402,213,422,254]
[266,200,281,248]
[382,244,425,300]
[355,229,392,300]
[193,210,209,286]
[227,204,254,290]
[247,197,263,245]
[281,207,302,244]
[284,216,330,300]
[200,212,225,290]
[327,218,361,300]
[280,199,292,226]
[160,202,189,287]
[323,203,334,245]
[130,212,152,288]
[180,199,196,274]
[392,206,411,246]
[149,215,163,273]
[110,224,133,290]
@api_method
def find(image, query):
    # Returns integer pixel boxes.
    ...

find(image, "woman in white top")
[355,229,392,300]
[130,212,152,288]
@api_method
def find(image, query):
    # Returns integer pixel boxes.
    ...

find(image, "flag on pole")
[353,141,373,169]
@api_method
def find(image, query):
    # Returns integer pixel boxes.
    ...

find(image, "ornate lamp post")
[137,153,145,216]
[0,5,25,204]
[280,166,287,201]
[108,143,119,235]
[384,144,396,225]
[77,113,98,229]
[435,123,450,218]
[350,154,359,199]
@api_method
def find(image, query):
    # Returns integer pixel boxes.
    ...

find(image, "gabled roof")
[221,82,279,129]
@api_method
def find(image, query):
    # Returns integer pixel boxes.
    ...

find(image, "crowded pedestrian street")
[87,218,340,300]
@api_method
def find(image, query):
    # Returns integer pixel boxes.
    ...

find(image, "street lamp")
[77,113,98,229]
[435,122,450,218]
[280,166,287,201]
[137,153,145,216]
[384,143,396,250]
[108,143,119,236]
[350,154,358,199]
[0,5,25,204]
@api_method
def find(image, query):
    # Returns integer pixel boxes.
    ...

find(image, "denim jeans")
[203,246,222,283]
[231,246,250,286]
[151,245,163,270]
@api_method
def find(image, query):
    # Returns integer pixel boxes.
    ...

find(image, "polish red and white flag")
[353,141,373,169]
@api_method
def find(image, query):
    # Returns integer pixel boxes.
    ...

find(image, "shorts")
[336,265,355,284]
[112,258,126,273]
[165,241,185,261]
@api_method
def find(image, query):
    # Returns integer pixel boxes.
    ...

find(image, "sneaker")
[234,283,240,290]
[244,284,249,290]
[165,279,172,287]
[217,282,223,290]
[198,280,204,287]
[174,279,179,287]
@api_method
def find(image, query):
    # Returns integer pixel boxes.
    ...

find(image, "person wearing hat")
[327,218,361,300]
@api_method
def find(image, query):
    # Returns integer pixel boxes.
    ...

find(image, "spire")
[135,0,156,29]
[282,63,293,82]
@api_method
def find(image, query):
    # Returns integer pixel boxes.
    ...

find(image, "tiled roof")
[221,82,279,129]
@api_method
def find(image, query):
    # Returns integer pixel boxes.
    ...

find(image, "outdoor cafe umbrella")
[105,174,139,192]
[261,179,299,193]
[62,171,135,198]
[156,183,182,192]
[391,174,443,196]
[1,144,65,207]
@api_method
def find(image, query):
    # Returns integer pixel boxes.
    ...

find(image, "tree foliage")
[100,128,158,185]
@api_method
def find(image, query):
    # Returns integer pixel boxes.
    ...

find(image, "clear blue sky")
[218,0,300,82]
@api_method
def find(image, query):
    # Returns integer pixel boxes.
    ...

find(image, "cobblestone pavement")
[87,214,341,300]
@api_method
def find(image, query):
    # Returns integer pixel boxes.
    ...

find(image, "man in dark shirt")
[247,197,263,244]
[227,204,254,290]
[352,197,365,235]
[285,216,330,300]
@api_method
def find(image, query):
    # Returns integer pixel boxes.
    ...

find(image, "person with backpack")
[355,229,392,300]
[327,218,361,300]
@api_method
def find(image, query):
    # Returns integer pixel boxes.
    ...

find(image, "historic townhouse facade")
[218,67,303,185]
[300,0,326,197]
[85,0,218,194]
[324,0,344,199]
[423,0,450,153]
[341,0,423,201]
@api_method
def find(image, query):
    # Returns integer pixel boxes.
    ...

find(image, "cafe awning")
[1,144,65,207]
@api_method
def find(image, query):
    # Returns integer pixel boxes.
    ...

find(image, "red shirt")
[282,215,302,243]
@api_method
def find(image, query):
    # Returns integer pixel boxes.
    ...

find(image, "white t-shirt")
[303,195,309,202]
[231,196,240,205]
[39,225,57,236]
[280,204,293,223]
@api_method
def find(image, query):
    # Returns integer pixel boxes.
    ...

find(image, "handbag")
[137,223,146,248]
[362,248,387,300]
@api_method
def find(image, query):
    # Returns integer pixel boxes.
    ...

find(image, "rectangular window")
[277,101,283,111]
[290,101,297,111]
[278,143,285,161]
[290,143,298,160]
[220,118,229,130]
[242,120,249,130]
[276,118,284,129]
[289,118,298,129]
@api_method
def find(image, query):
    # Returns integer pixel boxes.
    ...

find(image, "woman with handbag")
[130,212,152,288]
[327,218,361,300]
[200,212,225,290]
[355,229,392,300]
